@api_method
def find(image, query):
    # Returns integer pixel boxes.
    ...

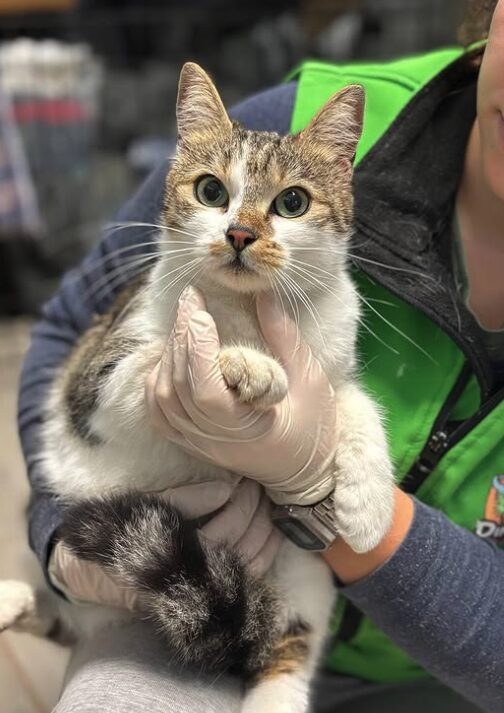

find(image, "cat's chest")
[205,296,266,350]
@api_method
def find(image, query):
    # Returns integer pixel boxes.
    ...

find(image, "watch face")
[273,516,327,551]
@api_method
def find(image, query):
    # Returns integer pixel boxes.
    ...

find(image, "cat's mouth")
[208,247,272,292]
[225,256,255,274]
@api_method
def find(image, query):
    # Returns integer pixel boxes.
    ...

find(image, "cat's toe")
[220,348,288,410]
[220,348,247,390]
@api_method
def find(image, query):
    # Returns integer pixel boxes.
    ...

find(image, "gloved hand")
[49,479,282,609]
[145,287,339,506]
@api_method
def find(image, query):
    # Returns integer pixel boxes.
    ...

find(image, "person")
[17,0,504,710]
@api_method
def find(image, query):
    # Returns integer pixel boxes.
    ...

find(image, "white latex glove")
[145,286,338,506]
[49,479,282,609]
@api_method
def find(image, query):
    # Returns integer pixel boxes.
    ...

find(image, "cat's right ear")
[297,84,365,164]
[176,63,232,143]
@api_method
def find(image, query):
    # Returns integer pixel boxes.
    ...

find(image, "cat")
[0,63,395,713]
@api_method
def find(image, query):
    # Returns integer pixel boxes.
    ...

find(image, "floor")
[0,320,69,713]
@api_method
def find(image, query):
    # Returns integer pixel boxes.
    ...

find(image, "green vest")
[290,49,504,683]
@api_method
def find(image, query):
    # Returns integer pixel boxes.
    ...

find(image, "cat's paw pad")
[219,347,288,410]
[0,581,37,632]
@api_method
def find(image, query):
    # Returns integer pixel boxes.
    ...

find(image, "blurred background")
[0,0,471,711]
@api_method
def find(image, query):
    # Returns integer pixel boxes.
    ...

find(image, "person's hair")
[459,0,498,45]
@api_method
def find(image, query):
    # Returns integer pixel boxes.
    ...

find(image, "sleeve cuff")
[28,493,64,591]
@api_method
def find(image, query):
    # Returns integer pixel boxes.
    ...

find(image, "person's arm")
[17,82,298,584]
[326,491,504,713]
[324,487,414,583]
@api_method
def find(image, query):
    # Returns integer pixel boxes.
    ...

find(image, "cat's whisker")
[149,261,206,326]
[283,269,326,339]
[271,267,300,329]
[179,263,206,299]
[358,294,437,364]
[68,239,197,289]
[286,262,402,357]
[289,246,347,257]
[346,252,439,285]
[151,257,205,302]
[146,252,202,288]
[84,249,198,305]
[279,271,308,327]
[358,317,401,356]
[281,277,303,352]
[156,246,199,253]
[290,264,398,309]
[288,262,406,356]
[356,297,398,307]
[85,248,200,299]
[280,268,327,349]
[289,256,398,308]
[106,220,201,242]
[288,261,337,295]
[290,247,437,288]
[83,254,160,304]
[103,225,161,242]
[263,268,301,349]
[150,256,203,293]
[287,260,435,361]
[69,243,159,284]
[274,274,302,350]
[289,257,344,283]
[289,238,370,253]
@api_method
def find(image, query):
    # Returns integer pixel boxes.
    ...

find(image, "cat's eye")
[273,187,310,218]
[195,175,229,208]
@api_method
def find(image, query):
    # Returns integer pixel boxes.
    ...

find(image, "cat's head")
[162,62,364,295]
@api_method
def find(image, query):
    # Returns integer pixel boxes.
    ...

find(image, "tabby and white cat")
[2,64,395,712]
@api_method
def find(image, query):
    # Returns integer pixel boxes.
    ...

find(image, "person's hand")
[145,287,339,506]
[49,479,282,609]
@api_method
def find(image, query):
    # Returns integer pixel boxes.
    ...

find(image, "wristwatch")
[271,493,338,551]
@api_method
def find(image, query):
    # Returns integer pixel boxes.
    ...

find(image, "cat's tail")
[60,493,280,677]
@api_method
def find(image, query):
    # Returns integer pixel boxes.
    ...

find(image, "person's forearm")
[323,486,414,584]
[325,495,504,712]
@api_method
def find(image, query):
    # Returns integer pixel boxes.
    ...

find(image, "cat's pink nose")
[226,226,257,253]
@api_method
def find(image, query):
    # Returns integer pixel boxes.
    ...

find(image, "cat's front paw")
[220,347,288,410]
[334,459,395,554]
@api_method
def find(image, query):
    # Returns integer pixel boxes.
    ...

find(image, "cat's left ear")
[297,84,365,164]
[176,63,232,143]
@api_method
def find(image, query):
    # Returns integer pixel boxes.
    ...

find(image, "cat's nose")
[226,226,257,253]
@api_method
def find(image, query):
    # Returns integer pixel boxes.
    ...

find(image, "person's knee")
[54,621,242,713]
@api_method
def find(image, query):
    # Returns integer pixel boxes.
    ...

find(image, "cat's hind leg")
[0,580,62,638]
[242,542,335,713]
[242,620,313,713]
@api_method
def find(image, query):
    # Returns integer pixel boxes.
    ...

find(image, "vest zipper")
[402,362,471,493]
[404,363,504,494]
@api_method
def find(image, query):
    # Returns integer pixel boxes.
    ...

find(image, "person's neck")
[456,119,504,330]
